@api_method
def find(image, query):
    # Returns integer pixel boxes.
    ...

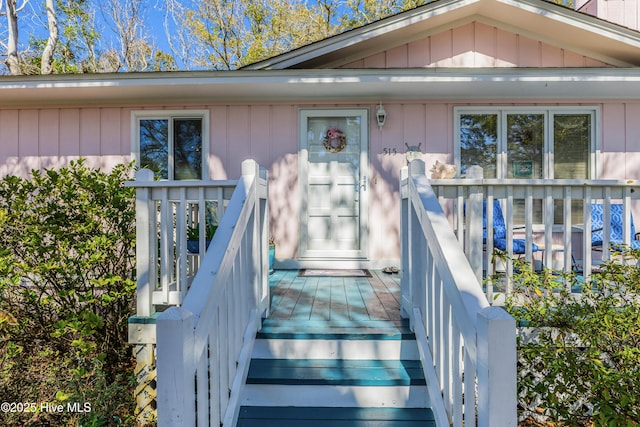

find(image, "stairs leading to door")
[237,318,436,426]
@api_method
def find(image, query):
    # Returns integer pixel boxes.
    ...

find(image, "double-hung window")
[455,107,598,223]
[132,110,209,180]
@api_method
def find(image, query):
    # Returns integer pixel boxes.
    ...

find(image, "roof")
[243,0,640,69]
[3,0,640,106]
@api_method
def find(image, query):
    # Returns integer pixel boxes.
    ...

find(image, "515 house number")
[382,148,398,155]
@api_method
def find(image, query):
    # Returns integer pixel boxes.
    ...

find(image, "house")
[3,0,640,272]
[3,1,640,425]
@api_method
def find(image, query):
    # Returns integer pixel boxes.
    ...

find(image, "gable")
[245,0,640,70]
[339,21,612,68]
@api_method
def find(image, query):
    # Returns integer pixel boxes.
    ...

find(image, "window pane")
[459,114,497,178]
[140,119,169,179]
[506,114,544,179]
[174,118,203,180]
[554,114,590,179]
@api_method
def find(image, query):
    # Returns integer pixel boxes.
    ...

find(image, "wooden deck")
[267,270,402,322]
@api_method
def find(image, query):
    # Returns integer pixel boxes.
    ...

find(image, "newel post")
[156,306,196,427]
[400,166,411,317]
[135,168,157,318]
[408,160,427,319]
[477,306,517,427]
[242,159,262,309]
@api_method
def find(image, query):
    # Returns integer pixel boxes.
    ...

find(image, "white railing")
[401,160,517,427]
[429,166,640,300]
[127,165,242,423]
[153,160,269,426]
[129,171,237,313]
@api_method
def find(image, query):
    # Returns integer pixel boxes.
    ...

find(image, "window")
[456,107,597,179]
[455,107,598,223]
[132,111,209,180]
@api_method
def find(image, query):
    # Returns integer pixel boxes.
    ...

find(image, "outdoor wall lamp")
[376,102,387,129]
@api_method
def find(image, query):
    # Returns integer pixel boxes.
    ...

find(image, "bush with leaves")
[502,251,640,426]
[0,160,137,426]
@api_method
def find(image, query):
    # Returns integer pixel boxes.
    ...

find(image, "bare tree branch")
[40,0,58,74]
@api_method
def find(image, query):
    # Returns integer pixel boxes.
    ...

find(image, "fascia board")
[3,69,640,105]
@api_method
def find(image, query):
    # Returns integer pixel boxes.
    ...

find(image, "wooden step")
[237,406,436,427]
[247,359,426,386]
[252,336,419,360]
[257,319,414,340]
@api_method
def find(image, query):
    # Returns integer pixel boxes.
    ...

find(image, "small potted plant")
[269,237,276,274]
[187,222,217,254]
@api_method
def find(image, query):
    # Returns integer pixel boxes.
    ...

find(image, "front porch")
[235,269,434,426]
[132,158,640,426]
[267,269,401,322]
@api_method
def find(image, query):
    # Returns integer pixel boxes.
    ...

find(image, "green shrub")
[0,160,137,426]
[502,252,640,426]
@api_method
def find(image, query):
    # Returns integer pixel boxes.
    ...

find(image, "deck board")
[269,270,402,322]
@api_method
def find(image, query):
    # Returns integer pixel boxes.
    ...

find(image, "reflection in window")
[506,114,543,179]
[456,107,596,225]
[554,114,590,179]
[460,114,497,178]
[138,116,203,180]
[554,114,591,223]
[140,119,169,179]
[174,119,202,180]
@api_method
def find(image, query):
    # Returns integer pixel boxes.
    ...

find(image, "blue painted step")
[258,319,415,340]
[237,406,436,426]
[247,359,425,386]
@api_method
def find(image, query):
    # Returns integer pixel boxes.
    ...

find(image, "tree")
[99,0,173,72]
[1,0,29,74]
[41,0,58,74]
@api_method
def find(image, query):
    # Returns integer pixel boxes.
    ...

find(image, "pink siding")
[340,22,611,68]
[584,0,640,30]
[1,99,638,264]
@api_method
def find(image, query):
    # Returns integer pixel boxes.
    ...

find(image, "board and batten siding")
[340,22,611,68]
[0,107,132,177]
[2,101,640,264]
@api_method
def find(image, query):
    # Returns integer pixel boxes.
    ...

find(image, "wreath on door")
[323,127,346,153]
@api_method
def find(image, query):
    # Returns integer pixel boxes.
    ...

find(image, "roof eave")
[3,69,640,107]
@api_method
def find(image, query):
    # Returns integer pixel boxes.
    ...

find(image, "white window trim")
[454,106,600,179]
[131,110,210,180]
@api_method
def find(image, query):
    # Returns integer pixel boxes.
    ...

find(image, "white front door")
[299,109,369,260]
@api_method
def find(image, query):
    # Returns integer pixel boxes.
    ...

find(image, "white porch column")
[466,166,484,282]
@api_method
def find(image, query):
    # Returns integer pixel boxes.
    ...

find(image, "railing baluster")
[563,186,572,277]
[463,349,476,426]
[623,187,632,247]
[452,327,463,427]
[505,187,514,293]
[486,189,494,301]
[161,187,171,305]
[544,185,554,270]
[177,189,187,299]
[603,187,612,261]
[525,186,534,263]
[583,187,593,277]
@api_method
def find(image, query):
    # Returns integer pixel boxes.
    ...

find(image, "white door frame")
[298,108,369,262]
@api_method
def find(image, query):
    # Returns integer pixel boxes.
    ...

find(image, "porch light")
[376,102,387,129]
